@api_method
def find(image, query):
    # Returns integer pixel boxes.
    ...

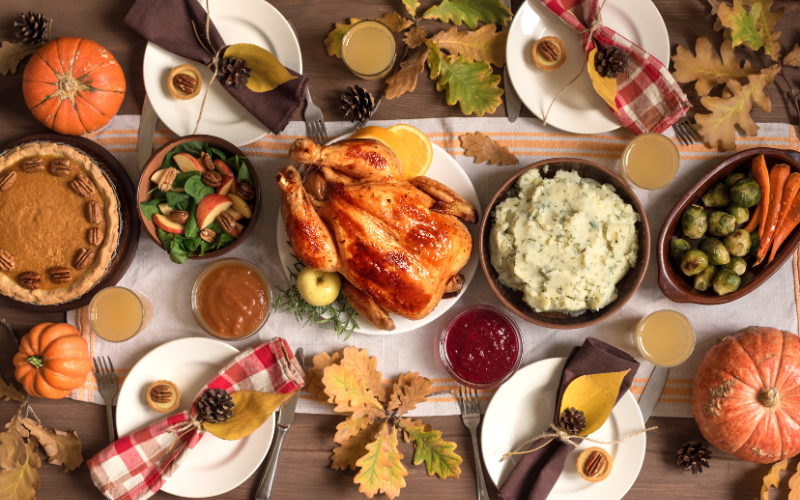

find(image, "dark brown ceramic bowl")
[479,159,650,329]
[137,135,261,260]
[658,147,800,304]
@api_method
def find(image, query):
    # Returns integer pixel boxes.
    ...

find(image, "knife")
[255,347,304,500]
[500,0,521,122]
[138,96,160,173]
[638,365,669,423]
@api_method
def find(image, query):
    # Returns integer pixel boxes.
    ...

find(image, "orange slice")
[351,126,401,151]
[387,124,433,178]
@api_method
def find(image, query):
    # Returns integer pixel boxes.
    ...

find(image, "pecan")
[0,250,14,272]
[199,228,217,243]
[202,170,222,187]
[158,167,178,192]
[170,210,189,224]
[71,173,96,198]
[150,384,174,403]
[200,151,214,172]
[217,211,236,235]
[0,171,17,192]
[584,451,606,477]
[537,40,560,62]
[87,200,103,224]
[87,227,104,246]
[18,271,41,290]
[49,158,72,177]
[237,182,255,201]
[74,248,95,270]
[173,73,197,95]
[21,157,45,173]
[49,266,73,284]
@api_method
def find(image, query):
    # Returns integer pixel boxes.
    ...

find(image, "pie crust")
[0,142,120,305]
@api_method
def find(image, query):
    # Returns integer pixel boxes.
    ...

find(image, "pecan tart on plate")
[0,142,120,305]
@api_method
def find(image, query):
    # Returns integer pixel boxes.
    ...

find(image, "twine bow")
[499,423,656,462]
[190,0,225,134]
[165,413,205,451]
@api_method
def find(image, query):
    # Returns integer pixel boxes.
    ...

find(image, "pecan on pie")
[0,142,120,305]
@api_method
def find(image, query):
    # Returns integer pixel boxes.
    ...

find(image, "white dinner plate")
[482,357,646,500]
[506,0,670,134]
[276,142,481,335]
[143,0,303,146]
[116,337,275,498]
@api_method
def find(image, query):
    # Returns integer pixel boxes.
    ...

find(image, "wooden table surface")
[0,0,797,499]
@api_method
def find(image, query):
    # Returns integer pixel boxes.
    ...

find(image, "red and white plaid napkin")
[541,0,690,134]
[87,338,305,500]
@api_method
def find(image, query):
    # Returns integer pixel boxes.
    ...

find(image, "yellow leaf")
[460,132,518,166]
[761,458,787,500]
[587,49,618,113]
[0,379,25,403]
[322,364,384,412]
[340,347,388,403]
[403,0,420,17]
[404,26,428,49]
[324,18,361,58]
[398,420,462,479]
[355,423,407,499]
[0,411,29,471]
[203,391,292,441]
[427,41,443,79]
[332,422,382,471]
[308,351,342,405]
[222,44,297,93]
[671,37,756,96]
[431,25,507,67]
[375,12,413,32]
[559,369,630,436]
[20,419,82,472]
[334,406,384,444]
[788,460,800,500]
[0,436,40,500]
[385,48,430,100]
[386,372,433,416]
[784,44,800,67]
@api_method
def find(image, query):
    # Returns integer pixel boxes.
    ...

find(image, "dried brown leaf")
[385,48,430,100]
[0,411,29,471]
[671,37,755,96]
[0,379,25,403]
[431,25,507,67]
[375,12,413,33]
[460,132,518,166]
[21,419,82,472]
[0,41,39,76]
[324,19,361,58]
[308,351,342,404]
[784,44,800,67]
[404,26,428,49]
[761,458,788,500]
[341,347,388,403]
[334,406,385,444]
[332,421,382,471]
[0,436,40,500]
[386,372,432,416]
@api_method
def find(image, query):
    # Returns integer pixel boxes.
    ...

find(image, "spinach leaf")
[156,227,175,251]
[169,240,190,264]
[166,191,191,211]
[215,233,235,250]
[185,201,199,238]
[174,171,201,188]
[207,146,227,161]
[208,221,223,234]
[176,236,201,253]
[227,155,254,185]
[198,239,213,256]
[140,199,164,221]
[162,141,206,169]
[185,175,214,204]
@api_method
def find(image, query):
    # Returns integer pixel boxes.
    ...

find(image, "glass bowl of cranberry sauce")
[439,306,523,390]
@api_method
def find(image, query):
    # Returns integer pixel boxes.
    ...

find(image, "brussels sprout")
[708,211,737,237]
[682,206,708,239]
[725,205,750,225]
[693,265,716,292]
[681,249,709,276]
[725,172,747,187]
[724,256,747,275]
[701,183,731,208]
[724,229,752,256]
[670,239,691,260]
[730,178,762,208]
[700,238,731,265]
[713,269,741,296]
[750,232,760,257]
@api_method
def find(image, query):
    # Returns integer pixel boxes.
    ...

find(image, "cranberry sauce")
[445,308,519,385]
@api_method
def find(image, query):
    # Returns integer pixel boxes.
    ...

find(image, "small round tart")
[533,36,567,72]
[577,447,612,482]
[146,380,181,414]
[168,64,203,100]
[0,142,120,305]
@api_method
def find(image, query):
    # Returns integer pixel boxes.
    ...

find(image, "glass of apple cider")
[634,309,696,367]
[621,133,680,190]
[341,20,397,80]
[89,287,152,343]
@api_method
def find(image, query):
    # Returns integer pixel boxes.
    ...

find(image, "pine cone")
[559,407,586,435]
[218,57,251,88]
[676,441,711,474]
[197,389,235,423]
[595,47,627,78]
[14,12,50,46]
[341,85,374,123]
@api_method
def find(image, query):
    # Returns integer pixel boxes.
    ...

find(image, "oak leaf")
[460,132,518,166]
[385,47,430,100]
[387,372,432,416]
[399,418,431,443]
[783,44,800,67]
[308,351,342,404]
[404,26,428,49]
[322,364,384,413]
[375,12,413,33]
[718,0,765,53]
[435,52,504,116]
[332,422,382,471]
[0,379,25,403]
[0,41,39,76]
[0,436,40,500]
[324,19,361,58]
[398,420,462,479]
[742,0,792,60]
[355,423,408,499]
[0,411,29,471]
[403,0,421,18]
[334,406,385,444]
[671,37,755,96]
[423,0,512,30]
[341,347,388,403]
[20,419,82,472]
[431,25,507,67]
[427,41,444,79]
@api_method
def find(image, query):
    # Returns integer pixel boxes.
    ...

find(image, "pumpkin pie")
[0,142,120,305]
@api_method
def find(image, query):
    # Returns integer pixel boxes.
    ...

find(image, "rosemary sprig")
[272,256,359,340]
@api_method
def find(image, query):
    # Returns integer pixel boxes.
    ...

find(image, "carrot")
[768,190,800,264]
[775,172,800,232]
[756,163,791,265]
[744,204,761,232]
[752,155,770,240]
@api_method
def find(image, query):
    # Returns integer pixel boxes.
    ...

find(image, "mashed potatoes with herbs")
[490,169,639,314]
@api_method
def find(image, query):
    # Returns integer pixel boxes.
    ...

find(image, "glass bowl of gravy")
[191,258,272,341]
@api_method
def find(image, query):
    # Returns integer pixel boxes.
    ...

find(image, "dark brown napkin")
[498,338,639,500]
[125,0,308,134]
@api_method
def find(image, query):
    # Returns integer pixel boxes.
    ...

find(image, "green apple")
[297,267,341,306]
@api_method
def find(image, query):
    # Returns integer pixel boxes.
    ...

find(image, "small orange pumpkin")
[13,323,92,399]
[22,37,126,136]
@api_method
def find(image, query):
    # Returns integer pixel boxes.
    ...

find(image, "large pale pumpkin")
[22,37,126,135]
[693,326,800,463]
[13,323,92,399]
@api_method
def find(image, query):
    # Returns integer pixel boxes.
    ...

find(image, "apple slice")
[228,193,252,219]
[214,159,234,177]
[151,169,167,184]
[196,194,233,229]
[158,203,173,216]
[174,153,204,173]
[226,208,244,221]
[153,213,185,234]
[216,175,237,196]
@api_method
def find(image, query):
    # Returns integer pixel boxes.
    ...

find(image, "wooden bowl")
[137,135,261,260]
[658,147,800,304]
[479,159,650,329]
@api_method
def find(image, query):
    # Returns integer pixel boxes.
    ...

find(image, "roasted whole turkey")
[277,138,477,331]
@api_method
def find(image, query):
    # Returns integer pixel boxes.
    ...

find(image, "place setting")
[2,0,800,499]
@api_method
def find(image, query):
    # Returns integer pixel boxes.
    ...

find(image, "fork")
[94,356,119,443]
[458,386,490,500]
[304,87,328,144]
[673,115,701,145]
